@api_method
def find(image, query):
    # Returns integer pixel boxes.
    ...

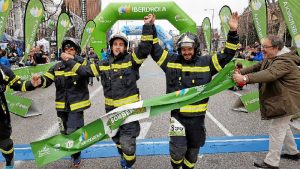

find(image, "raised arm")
[209,12,240,75]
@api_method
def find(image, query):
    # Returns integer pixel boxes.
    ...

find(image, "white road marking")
[206,111,233,136]
[232,91,242,97]
[137,122,152,139]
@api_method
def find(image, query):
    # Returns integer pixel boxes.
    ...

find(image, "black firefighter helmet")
[62,37,81,54]
[176,32,200,55]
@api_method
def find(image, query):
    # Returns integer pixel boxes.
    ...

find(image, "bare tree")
[266,0,286,38]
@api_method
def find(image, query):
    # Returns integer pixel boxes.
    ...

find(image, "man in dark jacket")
[38,38,91,168]
[61,16,154,169]
[0,65,40,169]
[233,35,300,169]
[146,13,239,169]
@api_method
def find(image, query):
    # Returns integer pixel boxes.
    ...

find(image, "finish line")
[1,135,300,161]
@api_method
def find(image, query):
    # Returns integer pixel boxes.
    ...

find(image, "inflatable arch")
[91,1,196,55]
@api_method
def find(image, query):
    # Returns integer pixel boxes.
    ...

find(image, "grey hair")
[267,34,284,50]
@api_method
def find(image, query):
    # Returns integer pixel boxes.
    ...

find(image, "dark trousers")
[57,111,84,159]
[106,107,140,167]
[170,112,206,169]
[0,137,14,166]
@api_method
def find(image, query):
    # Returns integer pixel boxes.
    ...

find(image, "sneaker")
[122,166,132,169]
[254,160,279,169]
[281,153,300,161]
[120,158,126,168]
[71,156,81,168]
[5,166,14,169]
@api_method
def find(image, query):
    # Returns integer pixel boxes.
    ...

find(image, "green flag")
[56,13,72,49]
[30,61,237,167]
[250,0,267,42]
[278,0,300,55]
[80,20,96,50]
[23,0,45,62]
[0,0,12,36]
[219,5,232,40]
[202,17,212,52]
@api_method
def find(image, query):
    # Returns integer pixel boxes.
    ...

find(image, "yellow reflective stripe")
[167,63,182,69]
[9,76,20,86]
[100,65,110,71]
[183,158,195,168]
[225,42,239,50]
[182,66,210,72]
[212,54,222,72]
[71,63,81,73]
[82,59,87,66]
[157,50,168,66]
[90,64,99,76]
[180,103,208,113]
[141,35,153,41]
[70,100,91,111]
[0,147,14,154]
[116,144,121,148]
[153,38,159,44]
[4,76,9,81]
[42,77,47,88]
[54,71,64,76]
[54,71,77,77]
[132,51,145,64]
[123,153,135,161]
[21,81,26,92]
[111,61,132,69]
[44,72,54,80]
[55,102,65,109]
[171,158,183,164]
[105,94,139,107]
[167,63,210,72]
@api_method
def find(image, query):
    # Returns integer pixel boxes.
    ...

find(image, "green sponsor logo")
[60,20,70,28]
[0,0,9,12]
[30,7,42,17]
[119,5,167,15]
[251,0,262,10]
[79,131,103,147]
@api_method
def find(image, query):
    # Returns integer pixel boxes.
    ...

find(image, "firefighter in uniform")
[146,13,240,169]
[39,38,91,168]
[0,65,40,169]
[61,16,155,169]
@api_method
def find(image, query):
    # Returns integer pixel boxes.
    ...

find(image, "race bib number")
[169,117,186,136]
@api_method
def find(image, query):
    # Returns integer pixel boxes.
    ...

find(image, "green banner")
[12,62,56,80]
[250,0,267,42]
[57,13,72,49]
[219,5,232,40]
[0,0,12,36]
[5,93,32,117]
[278,0,300,55]
[91,2,196,56]
[202,17,211,52]
[80,20,96,50]
[30,61,237,167]
[23,0,45,62]
[240,90,260,112]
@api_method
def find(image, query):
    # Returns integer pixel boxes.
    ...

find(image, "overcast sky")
[101,0,249,31]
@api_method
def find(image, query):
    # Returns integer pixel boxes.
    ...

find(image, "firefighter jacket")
[0,65,36,139]
[41,56,91,113]
[64,24,154,111]
[150,28,239,117]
